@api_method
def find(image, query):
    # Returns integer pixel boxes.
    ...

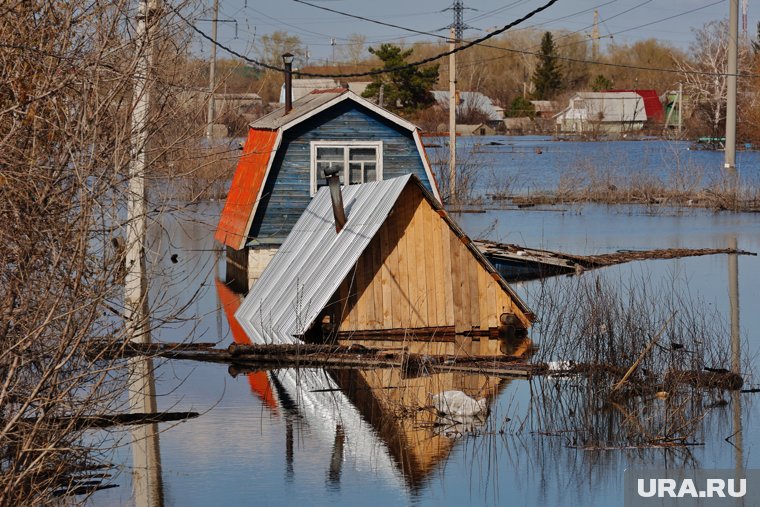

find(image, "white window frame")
[309,140,383,196]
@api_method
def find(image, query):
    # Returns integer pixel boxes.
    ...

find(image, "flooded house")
[234,174,535,355]
[215,88,441,291]
[216,278,510,489]
[554,91,648,133]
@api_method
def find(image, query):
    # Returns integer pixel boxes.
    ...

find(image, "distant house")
[347,81,372,96]
[278,78,340,103]
[215,89,441,290]
[503,117,534,134]
[529,100,558,119]
[608,89,664,123]
[178,89,262,116]
[431,91,504,124]
[554,91,647,133]
[235,174,534,350]
[456,123,496,136]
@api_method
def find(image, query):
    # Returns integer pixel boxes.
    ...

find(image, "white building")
[554,92,647,133]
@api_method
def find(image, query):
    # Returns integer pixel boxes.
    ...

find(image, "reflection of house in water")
[234,174,534,354]
[216,279,277,410]
[329,368,508,489]
[214,279,523,489]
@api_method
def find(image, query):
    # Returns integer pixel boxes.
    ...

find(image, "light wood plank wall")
[337,184,528,334]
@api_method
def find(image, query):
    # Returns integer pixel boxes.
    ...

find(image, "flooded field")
[91,140,759,507]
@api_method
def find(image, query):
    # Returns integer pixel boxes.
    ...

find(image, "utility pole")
[444,0,474,204]
[678,82,683,134]
[725,0,739,174]
[591,10,600,60]
[126,0,159,346]
[205,0,219,141]
[449,26,457,204]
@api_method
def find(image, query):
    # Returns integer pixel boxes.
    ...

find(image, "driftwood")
[91,341,745,390]
[476,239,756,272]
[20,411,199,430]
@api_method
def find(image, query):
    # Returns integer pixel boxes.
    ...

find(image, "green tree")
[507,96,535,118]
[591,74,613,92]
[532,32,562,99]
[362,44,439,113]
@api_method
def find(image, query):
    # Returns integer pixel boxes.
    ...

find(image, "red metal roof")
[609,89,664,122]
[215,128,279,249]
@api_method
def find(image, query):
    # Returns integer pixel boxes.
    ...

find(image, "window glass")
[349,148,376,161]
[364,163,376,182]
[348,163,363,185]
[312,143,380,194]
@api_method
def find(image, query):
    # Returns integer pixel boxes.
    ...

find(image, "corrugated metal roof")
[432,91,503,121]
[235,175,412,343]
[608,89,664,121]
[215,128,280,249]
[556,92,647,123]
[252,89,348,130]
[235,174,534,343]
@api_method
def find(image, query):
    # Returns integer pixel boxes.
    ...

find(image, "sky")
[187,0,754,63]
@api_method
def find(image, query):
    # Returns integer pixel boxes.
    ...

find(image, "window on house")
[311,141,383,195]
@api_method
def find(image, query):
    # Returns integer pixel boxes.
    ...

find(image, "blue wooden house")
[216,88,441,290]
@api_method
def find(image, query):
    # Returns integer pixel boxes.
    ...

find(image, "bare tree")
[337,33,367,66]
[678,20,751,136]
[0,1,205,503]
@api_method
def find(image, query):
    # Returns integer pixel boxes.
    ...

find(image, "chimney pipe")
[282,52,294,114]
[324,166,347,233]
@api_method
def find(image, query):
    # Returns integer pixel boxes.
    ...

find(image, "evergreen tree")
[532,32,562,99]
[362,44,439,113]
[507,96,535,118]
[591,74,613,92]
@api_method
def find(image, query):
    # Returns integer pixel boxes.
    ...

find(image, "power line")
[172,1,757,81]
[171,0,562,78]
[290,0,757,79]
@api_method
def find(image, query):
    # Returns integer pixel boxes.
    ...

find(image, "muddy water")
[91,150,759,507]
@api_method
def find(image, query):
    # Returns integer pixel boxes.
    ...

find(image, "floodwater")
[90,139,760,507]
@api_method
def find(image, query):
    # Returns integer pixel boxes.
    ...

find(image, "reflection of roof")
[431,91,503,121]
[214,279,278,411]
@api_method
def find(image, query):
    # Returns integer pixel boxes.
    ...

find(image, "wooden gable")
[329,182,532,352]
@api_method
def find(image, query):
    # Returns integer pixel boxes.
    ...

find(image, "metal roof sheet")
[556,91,648,123]
[252,89,348,130]
[432,90,503,121]
[235,175,413,343]
[215,128,280,249]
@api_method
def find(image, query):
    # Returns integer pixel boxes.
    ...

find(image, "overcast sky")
[188,0,752,63]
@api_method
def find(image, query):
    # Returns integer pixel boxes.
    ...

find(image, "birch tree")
[678,20,750,136]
